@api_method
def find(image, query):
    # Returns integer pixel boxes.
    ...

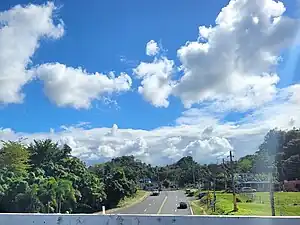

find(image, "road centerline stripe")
[157,196,168,214]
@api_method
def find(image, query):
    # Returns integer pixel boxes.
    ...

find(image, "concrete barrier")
[0,214,299,225]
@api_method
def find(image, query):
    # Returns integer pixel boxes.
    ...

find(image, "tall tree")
[0,141,30,176]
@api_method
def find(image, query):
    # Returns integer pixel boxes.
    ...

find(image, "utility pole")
[268,154,276,216]
[228,151,238,212]
[213,177,216,212]
[223,158,228,191]
[269,171,275,216]
[192,163,196,188]
[207,181,210,209]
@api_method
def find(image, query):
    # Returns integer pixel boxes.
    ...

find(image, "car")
[152,189,160,196]
[198,192,207,199]
[241,187,256,193]
[178,201,188,209]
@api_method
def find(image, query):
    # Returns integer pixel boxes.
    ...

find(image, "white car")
[241,187,256,192]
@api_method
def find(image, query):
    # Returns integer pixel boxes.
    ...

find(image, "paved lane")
[115,191,166,214]
[159,190,192,215]
[114,190,192,215]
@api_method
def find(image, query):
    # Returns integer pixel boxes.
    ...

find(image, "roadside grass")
[191,191,300,216]
[101,190,149,214]
[190,200,207,215]
[117,190,149,208]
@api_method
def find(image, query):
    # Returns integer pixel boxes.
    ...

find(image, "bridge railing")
[0,214,300,225]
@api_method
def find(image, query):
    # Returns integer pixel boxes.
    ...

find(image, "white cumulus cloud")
[0,2,64,104]
[136,0,299,112]
[133,57,175,107]
[146,40,160,56]
[1,84,299,165]
[0,2,133,109]
[174,0,298,110]
[32,63,132,109]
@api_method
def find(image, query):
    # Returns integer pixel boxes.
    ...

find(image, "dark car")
[198,192,207,199]
[178,202,188,209]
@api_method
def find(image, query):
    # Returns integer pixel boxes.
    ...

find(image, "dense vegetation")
[0,128,299,213]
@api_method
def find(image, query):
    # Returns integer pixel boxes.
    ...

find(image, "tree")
[55,179,76,213]
[0,141,30,176]
[163,179,170,188]
[27,139,69,169]
[104,168,136,208]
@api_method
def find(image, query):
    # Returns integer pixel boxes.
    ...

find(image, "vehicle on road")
[198,192,207,199]
[178,201,188,209]
[151,189,160,196]
[241,187,256,192]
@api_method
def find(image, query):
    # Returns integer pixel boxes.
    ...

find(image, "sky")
[0,0,300,166]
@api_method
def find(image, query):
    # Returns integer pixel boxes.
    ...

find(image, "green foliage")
[0,127,299,213]
[0,140,107,213]
[163,179,171,188]
[0,141,30,175]
[104,168,136,208]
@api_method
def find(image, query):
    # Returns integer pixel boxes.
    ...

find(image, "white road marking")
[189,202,194,215]
[144,208,147,212]
[157,196,168,214]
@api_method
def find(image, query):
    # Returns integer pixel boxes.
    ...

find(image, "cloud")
[133,57,175,107]
[32,63,132,109]
[1,0,300,166]
[0,2,132,109]
[146,40,160,56]
[1,84,299,165]
[135,0,299,111]
[0,2,64,104]
[174,0,298,109]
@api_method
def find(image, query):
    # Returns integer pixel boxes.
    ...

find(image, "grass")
[190,200,207,215]
[101,190,149,214]
[191,191,300,216]
[117,190,149,208]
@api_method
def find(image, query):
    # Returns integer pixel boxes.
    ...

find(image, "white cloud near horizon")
[1,84,299,166]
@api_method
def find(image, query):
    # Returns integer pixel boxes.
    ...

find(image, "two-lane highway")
[113,190,192,215]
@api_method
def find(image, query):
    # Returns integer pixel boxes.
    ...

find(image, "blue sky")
[0,0,300,165]
[0,0,229,132]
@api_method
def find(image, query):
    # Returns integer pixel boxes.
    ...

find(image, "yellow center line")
[157,196,168,214]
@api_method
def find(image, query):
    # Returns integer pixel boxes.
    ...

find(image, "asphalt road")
[114,190,192,215]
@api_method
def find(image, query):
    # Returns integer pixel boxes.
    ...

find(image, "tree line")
[0,128,299,213]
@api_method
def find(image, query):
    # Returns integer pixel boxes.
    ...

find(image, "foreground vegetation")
[0,140,139,213]
[105,190,149,213]
[191,192,300,216]
[0,127,299,213]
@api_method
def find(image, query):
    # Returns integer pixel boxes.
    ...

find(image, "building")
[283,180,300,192]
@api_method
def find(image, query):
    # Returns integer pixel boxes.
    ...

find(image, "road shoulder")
[95,190,150,214]
[190,200,207,215]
